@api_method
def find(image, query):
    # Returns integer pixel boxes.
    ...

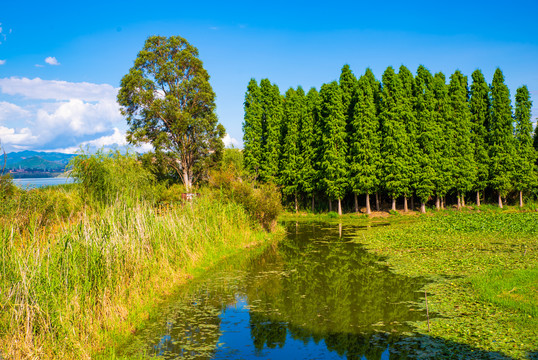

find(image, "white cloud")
[0,77,118,101]
[0,60,5,65]
[82,127,127,147]
[0,126,38,146]
[35,64,44,68]
[0,101,31,121]
[223,133,239,148]
[45,56,60,66]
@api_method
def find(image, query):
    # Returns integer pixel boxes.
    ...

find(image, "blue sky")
[1,0,537,153]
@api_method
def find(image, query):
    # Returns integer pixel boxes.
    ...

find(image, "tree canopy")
[117,35,225,191]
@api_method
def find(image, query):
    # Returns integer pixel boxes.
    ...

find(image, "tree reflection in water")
[120,222,511,359]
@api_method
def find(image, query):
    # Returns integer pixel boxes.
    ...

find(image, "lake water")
[120,222,439,359]
[13,177,74,189]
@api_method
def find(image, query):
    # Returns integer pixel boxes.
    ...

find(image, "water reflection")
[120,222,433,359]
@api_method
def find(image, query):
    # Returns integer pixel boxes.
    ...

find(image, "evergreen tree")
[431,72,453,209]
[414,65,437,213]
[398,65,418,211]
[259,79,283,183]
[319,81,348,215]
[339,64,358,129]
[300,88,319,212]
[280,87,305,212]
[489,68,515,208]
[349,73,380,214]
[364,68,383,210]
[380,67,410,211]
[448,70,477,208]
[469,70,491,206]
[514,85,535,206]
[243,79,263,178]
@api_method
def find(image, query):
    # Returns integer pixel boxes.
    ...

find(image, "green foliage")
[469,70,491,193]
[327,211,338,218]
[380,67,410,199]
[208,168,282,231]
[298,88,319,199]
[117,35,225,190]
[514,85,536,192]
[138,150,180,184]
[259,79,283,183]
[489,68,516,196]
[243,78,263,178]
[349,72,380,199]
[338,64,358,128]
[69,150,156,206]
[448,70,477,196]
[279,87,305,200]
[319,81,348,202]
[221,147,244,174]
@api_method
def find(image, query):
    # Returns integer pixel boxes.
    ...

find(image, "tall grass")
[0,196,270,358]
[0,150,278,358]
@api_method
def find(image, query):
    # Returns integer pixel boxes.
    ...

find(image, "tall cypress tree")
[489,68,515,208]
[319,81,348,215]
[301,88,319,212]
[469,69,491,206]
[259,79,283,183]
[280,87,305,212]
[349,73,380,214]
[243,79,263,178]
[414,65,437,213]
[514,85,535,206]
[380,66,410,211]
[339,64,358,129]
[398,65,418,211]
[431,72,452,209]
[448,70,476,208]
[364,68,383,210]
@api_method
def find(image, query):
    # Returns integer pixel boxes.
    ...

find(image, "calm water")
[13,177,74,189]
[121,222,434,359]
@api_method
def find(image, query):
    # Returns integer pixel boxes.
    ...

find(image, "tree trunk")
[329,199,332,212]
[391,197,396,211]
[476,191,480,207]
[457,192,461,210]
[410,196,415,211]
[441,197,445,210]
[462,193,465,207]
[519,190,523,207]
[183,169,191,192]
[498,192,503,208]
[294,192,298,213]
[366,193,371,215]
[420,202,426,213]
[375,193,380,211]
[435,195,440,210]
[404,196,408,212]
[337,199,342,216]
[354,193,359,213]
[311,195,315,213]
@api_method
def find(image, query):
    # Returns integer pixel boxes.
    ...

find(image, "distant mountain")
[2,151,76,171]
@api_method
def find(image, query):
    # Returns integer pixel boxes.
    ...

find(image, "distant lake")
[13,177,75,189]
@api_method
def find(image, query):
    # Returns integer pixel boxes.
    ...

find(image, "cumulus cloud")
[0,101,31,121]
[0,77,117,101]
[0,126,38,147]
[0,77,124,152]
[223,133,239,148]
[45,56,60,66]
[0,60,5,65]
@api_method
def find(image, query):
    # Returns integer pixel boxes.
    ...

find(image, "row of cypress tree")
[242,65,535,214]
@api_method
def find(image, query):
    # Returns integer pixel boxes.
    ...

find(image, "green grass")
[0,196,278,359]
[472,267,538,318]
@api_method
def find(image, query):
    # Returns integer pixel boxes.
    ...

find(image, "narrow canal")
[120,222,432,359]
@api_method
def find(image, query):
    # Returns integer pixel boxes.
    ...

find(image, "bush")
[69,149,157,206]
[207,168,282,231]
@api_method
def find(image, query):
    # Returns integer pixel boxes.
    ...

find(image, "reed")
[0,196,271,359]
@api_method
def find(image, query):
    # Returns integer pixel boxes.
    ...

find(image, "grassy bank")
[290,209,537,358]
[0,196,278,359]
